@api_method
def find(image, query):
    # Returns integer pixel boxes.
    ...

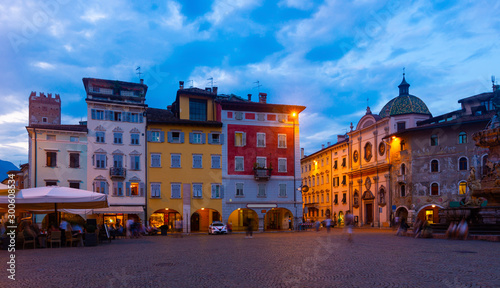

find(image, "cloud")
[81,7,108,23]
[33,61,56,70]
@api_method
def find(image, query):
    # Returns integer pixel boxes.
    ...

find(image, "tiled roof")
[379,95,431,118]
[27,124,88,132]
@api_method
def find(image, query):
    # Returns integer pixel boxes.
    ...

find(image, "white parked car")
[208,221,227,235]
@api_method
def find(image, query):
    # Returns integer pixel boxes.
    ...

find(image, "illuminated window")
[46,151,57,167]
[130,182,139,196]
[459,181,467,195]
[235,132,246,147]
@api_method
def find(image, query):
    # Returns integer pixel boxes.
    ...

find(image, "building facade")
[84,78,148,224]
[147,84,223,233]
[220,92,305,231]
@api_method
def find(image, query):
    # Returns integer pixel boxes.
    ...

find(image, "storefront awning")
[91,206,144,214]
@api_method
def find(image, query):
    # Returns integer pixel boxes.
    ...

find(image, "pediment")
[130,150,141,155]
[95,125,106,132]
[130,128,140,133]
[112,149,124,155]
[95,148,107,154]
[362,190,375,200]
[94,175,106,180]
[113,126,124,133]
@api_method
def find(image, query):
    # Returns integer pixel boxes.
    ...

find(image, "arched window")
[459,181,467,195]
[401,184,406,197]
[321,194,324,203]
[431,160,439,172]
[458,132,467,144]
[401,163,406,175]
[430,135,438,146]
[326,193,329,202]
[431,183,439,196]
[459,157,468,171]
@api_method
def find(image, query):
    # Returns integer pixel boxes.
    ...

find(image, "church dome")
[379,75,431,118]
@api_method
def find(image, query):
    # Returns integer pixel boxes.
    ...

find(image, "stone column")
[357,178,363,226]
[373,175,380,227]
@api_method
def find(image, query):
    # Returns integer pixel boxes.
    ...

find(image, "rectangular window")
[113,154,123,168]
[278,158,287,172]
[94,181,107,194]
[256,157,266,169]
[171,154,181,168]
[69,182,79,189]
[168,131,183,143]
[193,183,203,198]
[342,193,347,204]
[342,158,346,167]
[342,175,346,185]
[236,183,244,196]
[113,133,123,144]
[95,154,106,168]
[257,133,266,147]
[209,133,221,144]
[258,184,266,197]
[115,182,124,196]
[151,153,161,168]
[189,98,207,121]
[278,134,287,148]
[69,153,79,168]
[96,132,105,143]
[171,183,181,198]
[114,112,122,121]
[397,122,406,132]
[70,136,79,142]
[334,160,338,169]
[334,194,338,204]
[92,109,104,120]
[235,156,244,171]
[47,135,56,141]
[193,154,203,168]
[130,182,139,196]
[130,113,139,123]
[130,155,140,170]
[149,131,165,143]
[279,184,286,197]
[131,134,140,145]
[190,132,204,144]
[211,155,221,169]
[235,132,246,147]
[150,183,161,198]
[46,152,57,167]
[211,184,222,199]
[430,135,438,146]
[45,181,57,186]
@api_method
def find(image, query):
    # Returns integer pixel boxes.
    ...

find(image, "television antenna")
[207,77,214,89]
[188,80,194,88]
[136,66,143,79]
[254,80,262,93]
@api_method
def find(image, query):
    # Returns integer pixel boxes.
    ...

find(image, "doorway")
[365,203,373,224]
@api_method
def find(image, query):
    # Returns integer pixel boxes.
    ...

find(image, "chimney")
[321,144,325,150]
[179,81,184,89]
[213,87,218,95]
[301,148,304,159]
[140,79,144,85]
[205,87,212,92]
[327,142,331,147]
[247,94,252,101]
[337,135,346,142]
[167,105,173,111]
[259,92,267,104]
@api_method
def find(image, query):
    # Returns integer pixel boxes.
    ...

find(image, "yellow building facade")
[147,87,223,233]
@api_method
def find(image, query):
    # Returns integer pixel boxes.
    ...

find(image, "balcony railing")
[253,168,272,181]
[110,167,126,179]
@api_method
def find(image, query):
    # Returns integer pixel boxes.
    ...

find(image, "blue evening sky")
[1,0,499,165]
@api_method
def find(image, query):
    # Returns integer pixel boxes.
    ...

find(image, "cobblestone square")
[1,229,499,288]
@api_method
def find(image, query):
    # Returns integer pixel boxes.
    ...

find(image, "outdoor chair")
[48,231,61,248]
[19,233,36,249]
[65,231,80,247]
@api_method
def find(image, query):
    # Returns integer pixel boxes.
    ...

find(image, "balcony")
[110,167,126,179]
[397,174,406,184]
[253,168,272,181]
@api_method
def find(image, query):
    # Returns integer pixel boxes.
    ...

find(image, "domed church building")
[347,74,432,227]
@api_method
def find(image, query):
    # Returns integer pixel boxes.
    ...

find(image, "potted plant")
[85,224,98,246]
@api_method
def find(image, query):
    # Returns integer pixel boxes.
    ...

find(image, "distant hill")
[0,160,19,179]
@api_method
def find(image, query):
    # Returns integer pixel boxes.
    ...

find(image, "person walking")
[325,218,332,233]
[344,211,354,242]
[245,218,253,238]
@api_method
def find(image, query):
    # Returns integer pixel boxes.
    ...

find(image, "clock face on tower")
[353,150,359,163]
[379,142,385,156]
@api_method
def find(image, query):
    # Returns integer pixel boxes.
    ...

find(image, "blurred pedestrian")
[344,210,354,242]
[314,220,321,232]
[59,218,69,246]
[324,218,332,233]
[396,217,408,236]
[245,218,253,238]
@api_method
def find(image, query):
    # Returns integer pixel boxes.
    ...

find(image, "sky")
[0,0,499,166]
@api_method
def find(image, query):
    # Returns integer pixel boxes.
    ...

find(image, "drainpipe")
[34,128,37,188]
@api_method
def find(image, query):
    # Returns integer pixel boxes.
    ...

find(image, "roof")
[383,111,494,139]
[146,108,222,127]
[301,138,349,161]
[218,99,306,114]
[457,92,494,103]
[27,124,88,132]
[176,88,217,99]
[379,94,431,118]
[82,78,148,94]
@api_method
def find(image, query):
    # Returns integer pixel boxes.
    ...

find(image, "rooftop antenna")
[136,66,142,79]
[207,77,213,89]
[492,75,496,85]
[403,67,405,76]
[367,97,369,108]
[254,80,262,93]
[188,80,194,88]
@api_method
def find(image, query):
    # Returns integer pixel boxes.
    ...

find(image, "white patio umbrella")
[0,186,108,215]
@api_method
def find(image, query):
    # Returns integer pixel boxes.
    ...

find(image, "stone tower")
[28,91,61,125]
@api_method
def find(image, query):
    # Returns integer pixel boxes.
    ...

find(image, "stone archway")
[264,208,294,231]
[149,208,182,231]
[227,208,258,232]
